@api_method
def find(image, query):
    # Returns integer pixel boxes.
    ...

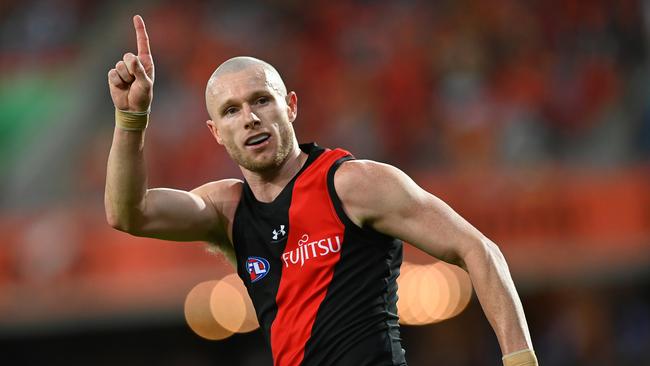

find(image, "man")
[105,15,538,366]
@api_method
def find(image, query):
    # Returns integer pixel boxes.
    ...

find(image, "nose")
[242,103,261,130]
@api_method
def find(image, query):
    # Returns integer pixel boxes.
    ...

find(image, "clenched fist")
[108,15,154,113]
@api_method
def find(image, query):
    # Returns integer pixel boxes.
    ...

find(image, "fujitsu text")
[281,234,342,268]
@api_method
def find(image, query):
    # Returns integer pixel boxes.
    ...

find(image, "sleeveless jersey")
[232,143,407,366]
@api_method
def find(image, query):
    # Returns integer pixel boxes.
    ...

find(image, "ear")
[206,119,223,145]
[285,91,298,123]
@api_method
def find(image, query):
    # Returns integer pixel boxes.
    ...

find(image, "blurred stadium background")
[1,0,650,365]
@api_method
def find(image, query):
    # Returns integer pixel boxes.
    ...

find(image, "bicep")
[134,187,218,242]
[338,161,483,266]
[130,180,240,244]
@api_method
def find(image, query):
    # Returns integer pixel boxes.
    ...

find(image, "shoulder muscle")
[191,179,243,239]
[334,160,481,265]
[190,179,242,266]
[333,160,426,229]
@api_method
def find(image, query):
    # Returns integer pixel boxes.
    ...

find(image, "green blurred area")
[0,69,72,173]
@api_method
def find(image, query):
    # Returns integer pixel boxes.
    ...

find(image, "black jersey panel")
[232,143,325,346]
[299,157,407,366]
[232,144,407,366]
[301,226,406,366]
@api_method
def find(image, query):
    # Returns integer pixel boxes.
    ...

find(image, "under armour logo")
[272,225,286,241]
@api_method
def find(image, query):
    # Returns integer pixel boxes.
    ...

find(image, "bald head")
[203,56,300,174]
[206,56,287,99]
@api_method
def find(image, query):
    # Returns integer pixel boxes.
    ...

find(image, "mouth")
[244,133,271,147]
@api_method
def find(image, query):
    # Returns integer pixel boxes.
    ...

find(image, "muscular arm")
[104,131,239,262]
[334,160,534,357]
[104,128,238,244]
[104,15,237,265]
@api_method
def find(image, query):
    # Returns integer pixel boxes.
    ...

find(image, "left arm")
[334,160,536,362]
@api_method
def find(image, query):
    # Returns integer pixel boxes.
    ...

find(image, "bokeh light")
[436,260,461,320]
[210,279,247,333]
[185,274,259,340]
[447,262,473,318]
[397,260,473,326]
[184,280,233,340]
[213,273,259,333]
[2,1,650,364]
[422,262,447,323]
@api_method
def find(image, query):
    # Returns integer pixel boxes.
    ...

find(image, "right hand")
[108,15,155,112]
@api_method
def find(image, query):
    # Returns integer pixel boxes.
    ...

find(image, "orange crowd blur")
[0,167,647,330]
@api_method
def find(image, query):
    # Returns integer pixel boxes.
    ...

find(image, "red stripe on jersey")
[270,149,350,366]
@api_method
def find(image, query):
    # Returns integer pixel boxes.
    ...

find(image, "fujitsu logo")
[281,234,342,268]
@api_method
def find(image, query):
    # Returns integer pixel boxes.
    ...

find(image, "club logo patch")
[246,256,270,283]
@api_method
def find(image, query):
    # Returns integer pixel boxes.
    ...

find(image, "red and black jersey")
[233,143,407,366]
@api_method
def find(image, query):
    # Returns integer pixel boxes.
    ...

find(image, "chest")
[234,186,345,279]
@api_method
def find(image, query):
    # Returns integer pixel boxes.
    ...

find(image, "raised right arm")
[104,129,239,244]
[104,15,237,263]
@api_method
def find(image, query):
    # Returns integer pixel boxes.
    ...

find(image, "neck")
[241,143,307,203]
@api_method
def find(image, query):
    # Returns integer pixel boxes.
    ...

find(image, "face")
[205,67,298,173]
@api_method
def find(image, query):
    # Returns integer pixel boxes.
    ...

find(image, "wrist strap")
[503,349,538,366]
[115,108,149,131]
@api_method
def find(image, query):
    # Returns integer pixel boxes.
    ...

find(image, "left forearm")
[463,237,533,355]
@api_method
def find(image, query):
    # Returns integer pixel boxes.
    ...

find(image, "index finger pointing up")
[133,15,151,57]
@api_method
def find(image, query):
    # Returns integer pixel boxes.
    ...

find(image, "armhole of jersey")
[327,156,393,242]
[231,181,250,267]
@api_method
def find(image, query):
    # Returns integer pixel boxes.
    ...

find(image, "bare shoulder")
[334,159,419,227]
[191,179,243,201]
[192,179,243,257]
[334,159,387,182]
[334,159,412,198]
[191,179,243,219]
[334,159,484,266]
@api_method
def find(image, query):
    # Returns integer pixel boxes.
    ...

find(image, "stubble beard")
[224,122,296,173]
